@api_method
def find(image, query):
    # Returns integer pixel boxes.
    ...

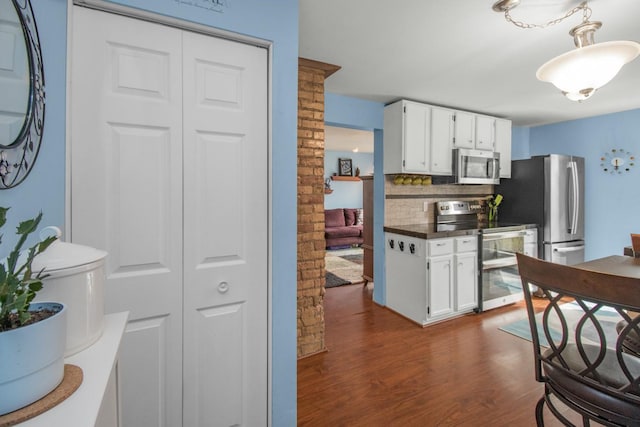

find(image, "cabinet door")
[453,111,475,149]
[403,102,431,172]
[455,252,478,312]
[430,107,454,174]
[524,243,538,258]
[495,118,512,178]
[428,255,454,319]
[475,115,495,151]
[524,229,538,258]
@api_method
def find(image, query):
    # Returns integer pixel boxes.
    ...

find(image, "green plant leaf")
[16,211,43,235]
[0,206,8,229]
[37,235,57,254]
[0,209,56,330]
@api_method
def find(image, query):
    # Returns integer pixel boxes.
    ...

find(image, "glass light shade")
[536,40,640,98]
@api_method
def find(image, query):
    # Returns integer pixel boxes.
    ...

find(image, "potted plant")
[0,207,67,416]
[487,194,503,222]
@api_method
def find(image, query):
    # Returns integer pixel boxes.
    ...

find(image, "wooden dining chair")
[516,253,640,427]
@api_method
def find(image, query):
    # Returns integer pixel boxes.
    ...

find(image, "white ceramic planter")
[32,226,107,356]
[0,302,67,416]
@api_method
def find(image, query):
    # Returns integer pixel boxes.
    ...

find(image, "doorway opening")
[323,125,373,290]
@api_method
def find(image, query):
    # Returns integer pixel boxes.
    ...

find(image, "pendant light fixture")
[493,0,640,101]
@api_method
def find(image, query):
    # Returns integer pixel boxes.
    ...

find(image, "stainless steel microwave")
[453,148,500,185]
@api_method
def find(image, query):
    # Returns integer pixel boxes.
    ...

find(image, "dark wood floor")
[297,283,592,427]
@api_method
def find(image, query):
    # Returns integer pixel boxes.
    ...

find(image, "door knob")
[218,281,230,293]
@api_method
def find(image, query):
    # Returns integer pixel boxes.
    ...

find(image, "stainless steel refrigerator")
[499,154,585,265]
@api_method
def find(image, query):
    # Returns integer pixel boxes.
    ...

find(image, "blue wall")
[1,1,298,425]
[324,151,373,210]
[325,93,386,303]
[511,126,531,160]
[528,108,640,261]
[1,0,67,256]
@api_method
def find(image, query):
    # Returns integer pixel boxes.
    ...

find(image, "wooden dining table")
[575,255,640,280]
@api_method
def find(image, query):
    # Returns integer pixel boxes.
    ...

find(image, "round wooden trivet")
[0,364,83,427]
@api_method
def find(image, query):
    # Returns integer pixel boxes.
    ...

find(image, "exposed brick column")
[297,58,340,358]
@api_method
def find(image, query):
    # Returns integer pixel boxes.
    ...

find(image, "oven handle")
[482,230,527,241]
[482,257,518,270]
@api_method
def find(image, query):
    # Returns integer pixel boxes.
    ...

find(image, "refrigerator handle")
[554,245,585,253]
[568,161,579,235]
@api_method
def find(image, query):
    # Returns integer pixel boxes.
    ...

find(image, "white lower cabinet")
[386,233,478,326]
[523,228,539,258]
[427,255,454,320]
[454,237,478,312]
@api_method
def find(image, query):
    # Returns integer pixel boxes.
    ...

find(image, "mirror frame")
[0,0,45,189]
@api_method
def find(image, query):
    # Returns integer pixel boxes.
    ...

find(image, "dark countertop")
[383,222,537,240]
[384,223,478,240]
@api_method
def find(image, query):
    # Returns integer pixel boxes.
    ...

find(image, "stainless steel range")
[436,200,537,312]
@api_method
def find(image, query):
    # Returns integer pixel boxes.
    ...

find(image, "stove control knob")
[399,241,405,251]
[389,239,395,249]
[409,243,416,254]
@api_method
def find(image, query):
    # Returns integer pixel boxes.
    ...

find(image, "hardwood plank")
[298,284,591,426]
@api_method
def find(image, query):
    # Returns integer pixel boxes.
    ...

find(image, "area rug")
[499,301,623,348]
[325,271,351,288]
[325,248,365,288]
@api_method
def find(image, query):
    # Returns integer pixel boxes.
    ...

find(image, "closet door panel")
[71,8,183,427]
[182,31,268,427]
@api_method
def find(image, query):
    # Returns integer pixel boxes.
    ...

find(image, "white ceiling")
[299,0,640,127]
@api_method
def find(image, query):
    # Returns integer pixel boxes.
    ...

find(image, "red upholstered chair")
[517,253,640,427]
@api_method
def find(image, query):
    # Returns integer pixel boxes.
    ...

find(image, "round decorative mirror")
[0,0,45,189]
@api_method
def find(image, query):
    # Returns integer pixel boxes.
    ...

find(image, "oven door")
[480,230,525,311]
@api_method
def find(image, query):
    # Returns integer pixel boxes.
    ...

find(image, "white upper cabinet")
[404,101,431,172]
[495,118,512,178]
[453,111,475,149]
[384,99,511,177]
[475,115,496,151]
[384,100,431,174]
[430,107,455,174]
[454,112,494,151]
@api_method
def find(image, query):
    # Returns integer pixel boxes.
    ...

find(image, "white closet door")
[182,32,268,426]
[71,8,183,427]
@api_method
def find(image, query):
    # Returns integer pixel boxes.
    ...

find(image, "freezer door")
[544,241,585,265]
[545,155,584,243]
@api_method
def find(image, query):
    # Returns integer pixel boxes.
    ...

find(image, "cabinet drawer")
[455,236,477,253]
[428,238,453,256]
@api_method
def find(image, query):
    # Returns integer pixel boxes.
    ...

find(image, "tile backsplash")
[384,175,493,226]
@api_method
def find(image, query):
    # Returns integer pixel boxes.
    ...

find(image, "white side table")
[19,311,129,427]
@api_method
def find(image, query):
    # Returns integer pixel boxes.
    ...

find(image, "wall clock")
[600,148,634,174]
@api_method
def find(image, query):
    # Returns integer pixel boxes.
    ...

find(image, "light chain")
[503,1,592,29]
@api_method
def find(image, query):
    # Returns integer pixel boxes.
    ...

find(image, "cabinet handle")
[436,243,446,247]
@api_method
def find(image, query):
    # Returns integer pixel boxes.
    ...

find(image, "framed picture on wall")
[338,158,353,176]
